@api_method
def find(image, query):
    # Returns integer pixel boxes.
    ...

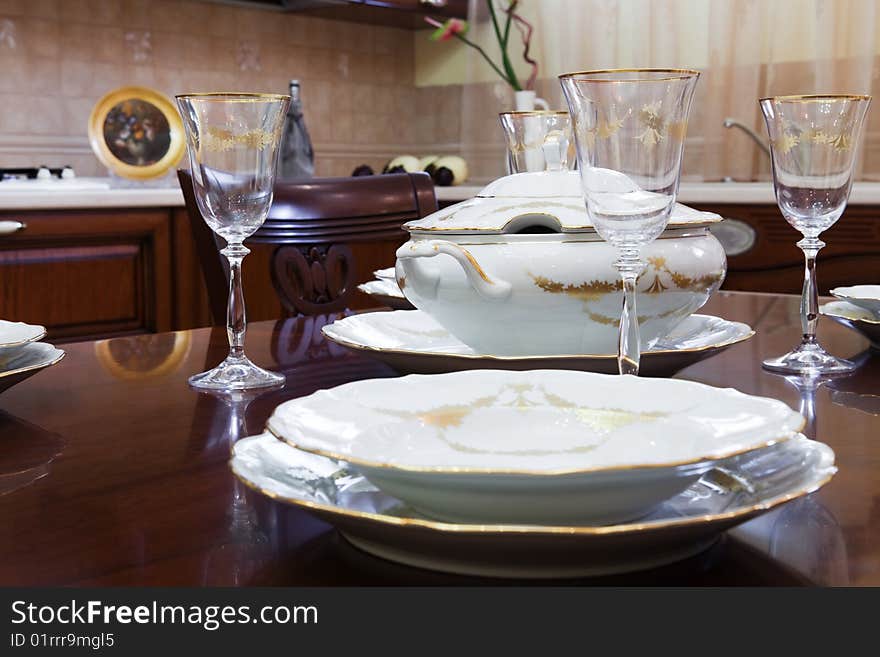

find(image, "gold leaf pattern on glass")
[203,126,278,152]
[807,129,831,145]
[597,116,625,139]
[636,100,666,147]
[829,132,851,151]
[774,132,800,154]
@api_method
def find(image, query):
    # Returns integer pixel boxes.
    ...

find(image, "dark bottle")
[279,80,315,180]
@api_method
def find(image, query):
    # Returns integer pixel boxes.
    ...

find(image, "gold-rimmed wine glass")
[176,92,290,390]
[760,94,871,375]
[560,68,700,375]
[498,110,574,173]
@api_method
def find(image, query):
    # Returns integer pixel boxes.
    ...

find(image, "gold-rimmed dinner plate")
[0,319,46,357]
[821,300,880,350]
[356,280,414,311]
[0,342,65,395]
[231,433,835,578]
[321,310,754,376]
[88,86,185,180]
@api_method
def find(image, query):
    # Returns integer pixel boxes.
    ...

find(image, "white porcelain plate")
[821,300,880,349]
[0,342,65,395]
[231,433,835,578]
[357,280,413,311]
[373,268,396,281]
[0,320,46,357]
[267,369,804,524]
[830,285,880,315]
[322,310,754,376]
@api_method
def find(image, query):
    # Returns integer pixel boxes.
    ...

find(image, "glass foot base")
[762,341,856,375]
[189,355,285,391]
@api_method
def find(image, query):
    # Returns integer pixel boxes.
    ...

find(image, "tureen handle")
[396,240,512,300]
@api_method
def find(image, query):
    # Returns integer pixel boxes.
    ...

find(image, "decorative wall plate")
[88,86,185,180]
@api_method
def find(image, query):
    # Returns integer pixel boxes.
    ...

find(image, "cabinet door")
[689,203,880,294]
[0,209,172,341]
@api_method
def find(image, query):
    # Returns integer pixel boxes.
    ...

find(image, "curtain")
[458,0,880,182]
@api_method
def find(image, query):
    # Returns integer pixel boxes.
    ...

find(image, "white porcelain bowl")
[266,370,805,525]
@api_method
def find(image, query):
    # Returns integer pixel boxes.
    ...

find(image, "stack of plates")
[232,369,835,577]
[357,267,414,311]
[0,320,65,396]
[823,286,880,349]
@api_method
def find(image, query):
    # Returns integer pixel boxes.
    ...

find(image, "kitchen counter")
[4,179,880,210]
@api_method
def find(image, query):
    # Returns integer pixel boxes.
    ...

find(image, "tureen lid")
[405,170,722,234]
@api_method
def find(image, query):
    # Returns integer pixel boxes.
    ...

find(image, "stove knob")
[61,166,75,179]
[36,166,51,180]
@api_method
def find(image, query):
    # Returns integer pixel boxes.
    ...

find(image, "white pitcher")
[514,90,549,111]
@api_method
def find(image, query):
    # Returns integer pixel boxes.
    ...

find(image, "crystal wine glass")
[560,69,700,375]
[498,110,574,173]
[176,93,290,390]
[760,94,871,374]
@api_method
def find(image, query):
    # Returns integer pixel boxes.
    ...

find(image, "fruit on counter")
[430,155,468,186]
[351,164,374,176]
[418,155,439,174]
[382,155,421,174]
[352,155,469,185]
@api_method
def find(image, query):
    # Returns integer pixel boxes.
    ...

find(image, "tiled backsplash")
[0,0,424,178]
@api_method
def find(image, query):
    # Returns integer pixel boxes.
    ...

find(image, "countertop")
[4,178,880,211]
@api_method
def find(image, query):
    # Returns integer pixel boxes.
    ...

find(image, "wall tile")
[2,0,420,177]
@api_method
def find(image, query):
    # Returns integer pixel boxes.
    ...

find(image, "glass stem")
[615,248,644,376]
[797,237,824,346]
[222,242,250,360]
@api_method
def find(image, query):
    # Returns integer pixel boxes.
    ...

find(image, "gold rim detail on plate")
[0,350,65,379]
[0,326,46,349]
[88,86,185,180]
[821,304,880,325]
[230,443,834,536]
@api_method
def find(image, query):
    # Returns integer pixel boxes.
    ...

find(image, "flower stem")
[452,32,513,88]
[487,0,521,91]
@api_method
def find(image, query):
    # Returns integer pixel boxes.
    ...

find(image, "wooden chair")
[178,171,437,323]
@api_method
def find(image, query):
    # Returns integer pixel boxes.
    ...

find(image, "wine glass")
[498,110,574,173]
[559,69,700,375]
[759,94,871,374]
[176,93,290,390]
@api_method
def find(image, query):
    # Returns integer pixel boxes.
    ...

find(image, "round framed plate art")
[88,86,185,180]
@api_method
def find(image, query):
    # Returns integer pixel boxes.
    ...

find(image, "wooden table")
[0,291,877,586]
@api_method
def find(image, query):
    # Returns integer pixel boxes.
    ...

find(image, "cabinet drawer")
[0,210,172,341]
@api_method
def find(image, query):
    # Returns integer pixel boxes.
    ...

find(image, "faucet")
[723,117,771,158]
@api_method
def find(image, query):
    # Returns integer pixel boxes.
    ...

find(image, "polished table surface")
[0,291,877,586]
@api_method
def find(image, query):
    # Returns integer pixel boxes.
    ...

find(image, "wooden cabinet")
[0,209,173,342]
[690,203,880,295]
[0,205,405,343]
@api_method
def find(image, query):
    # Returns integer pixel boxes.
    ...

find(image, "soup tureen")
[396,171,726,356]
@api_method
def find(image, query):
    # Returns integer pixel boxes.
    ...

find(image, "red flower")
[426,17,468,42]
